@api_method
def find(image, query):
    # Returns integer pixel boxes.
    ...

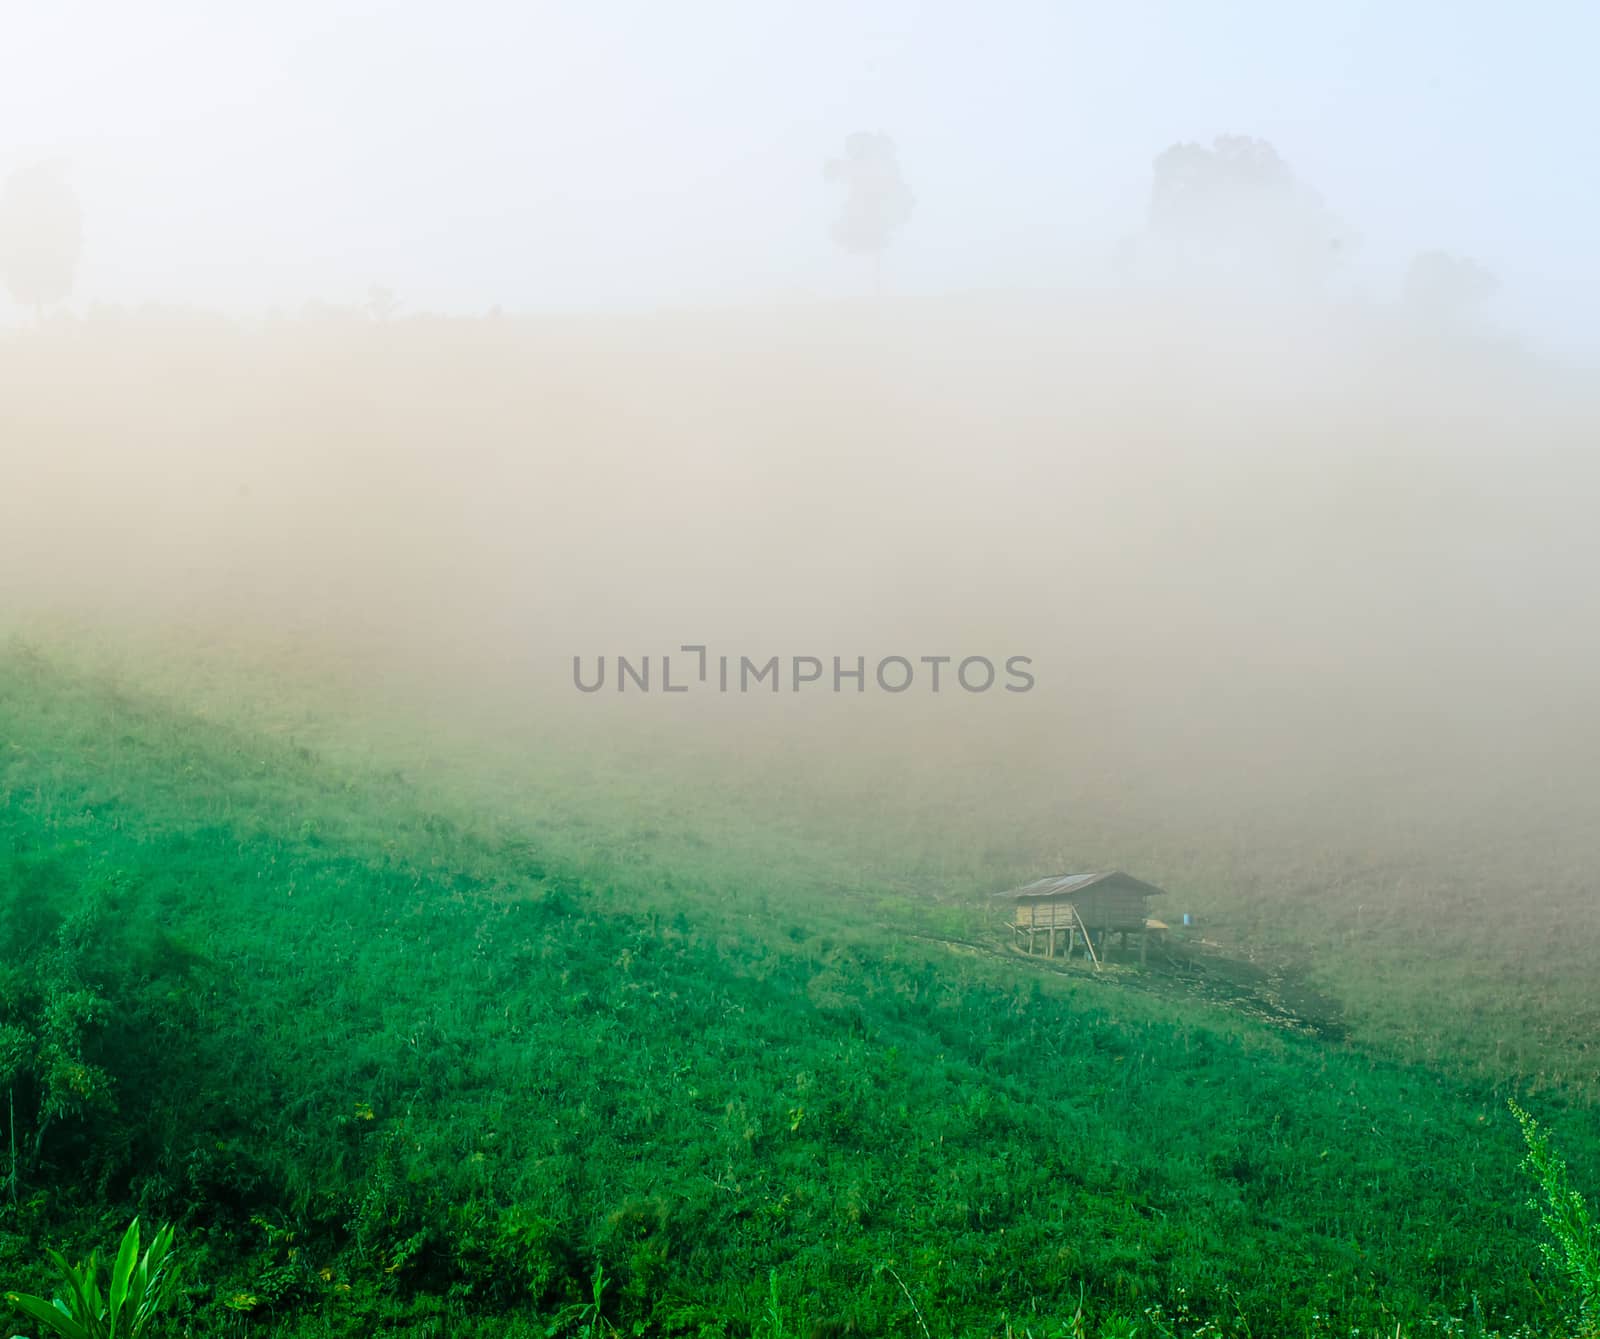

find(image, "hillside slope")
[0,644,1586,1337]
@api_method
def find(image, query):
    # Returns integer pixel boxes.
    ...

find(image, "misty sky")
[3,1,1596,353]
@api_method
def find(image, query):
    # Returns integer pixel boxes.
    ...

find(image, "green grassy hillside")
[1,639,1594,1338]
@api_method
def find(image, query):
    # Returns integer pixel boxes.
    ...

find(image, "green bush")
[1511,1098,1600,1336]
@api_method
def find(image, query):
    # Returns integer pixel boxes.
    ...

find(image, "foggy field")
[4,298,1600,1336]
[6,296,1600,1087]
[6,296,1600,963]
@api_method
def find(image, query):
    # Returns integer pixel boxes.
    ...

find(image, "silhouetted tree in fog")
[0,165,83,320]
[824,131,914,291]
[1147,135,1349,292]
[1404,250,1498,324]
[366,284,400,322]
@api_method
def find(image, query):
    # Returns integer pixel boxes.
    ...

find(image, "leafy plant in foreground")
[547,1262,615,1338]
[4,1217,182,1339]
[1511,1098,1600,1335]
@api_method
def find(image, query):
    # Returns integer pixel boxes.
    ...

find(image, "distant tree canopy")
[824,131,914,272]
[1405,249,1498,321]
[0,164,83,317]
[1146,134,1350,291]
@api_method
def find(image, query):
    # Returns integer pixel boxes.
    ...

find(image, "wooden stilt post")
[1071,908,1101,970]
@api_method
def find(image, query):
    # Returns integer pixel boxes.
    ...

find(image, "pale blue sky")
[2,1,1594,352]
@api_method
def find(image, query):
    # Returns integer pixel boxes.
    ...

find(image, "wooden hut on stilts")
[995,871,1169,966]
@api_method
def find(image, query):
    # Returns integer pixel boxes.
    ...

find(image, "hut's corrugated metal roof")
[992,870,1168,900]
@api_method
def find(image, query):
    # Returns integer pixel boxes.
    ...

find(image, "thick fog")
[3,2,1598,355]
